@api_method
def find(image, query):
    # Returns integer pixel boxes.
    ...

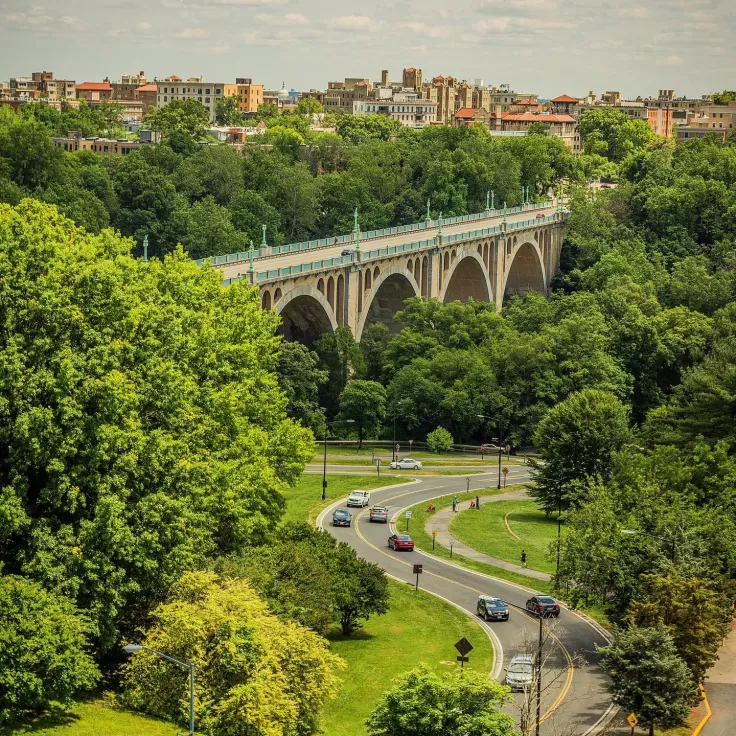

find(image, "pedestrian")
[371,449,375,463]
[452,496,458,513]
[520,549,527,568]
[475,495,480,510]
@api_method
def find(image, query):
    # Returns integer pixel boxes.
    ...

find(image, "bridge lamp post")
[123,644,195,736]
[620,529,676,562]
[476,414,505,490]
[322,419,355,501]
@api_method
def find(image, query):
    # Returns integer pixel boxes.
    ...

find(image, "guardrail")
[201,199,557,271]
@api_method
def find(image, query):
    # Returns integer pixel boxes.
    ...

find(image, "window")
[206,97,210,103]
[206,88,210,94]
[199,88,202,94]
[164,96,167,102]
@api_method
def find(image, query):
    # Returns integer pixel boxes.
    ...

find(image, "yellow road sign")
[627,713,638,728]
[502,467,509,475]
[432,530,437,537]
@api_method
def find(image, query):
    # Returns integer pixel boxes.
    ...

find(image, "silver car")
[505,654,534,691]
[389,458,423,470]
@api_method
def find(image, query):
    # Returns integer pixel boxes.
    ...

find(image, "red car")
[388,534,414,551]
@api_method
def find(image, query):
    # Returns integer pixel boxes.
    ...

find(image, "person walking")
[520,549,527,568]
[475,495,480,510]
[452,496,458,513]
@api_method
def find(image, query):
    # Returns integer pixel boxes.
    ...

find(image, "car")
[477,595,509,622]
[505,654,534,691]
[525,595,560,617]
[535,213,546,219]
[346,490,371,508]
[341,249,355,257]
[369,506,389,523]
[388,534,414,551]
[389,458,423,470]
[332,509,352,527]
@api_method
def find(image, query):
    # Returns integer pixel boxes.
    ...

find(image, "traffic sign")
[449,537,455,545]
[627,713,638,728]
[455,637,473,656]
[413,564,423,574]
[502,467,509,475]
[432,529,437,536]
[405,511,413,519]
[395,443,400,451]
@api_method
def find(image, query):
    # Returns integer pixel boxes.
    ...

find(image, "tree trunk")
[358,423,363,449]
[649,723,654,736]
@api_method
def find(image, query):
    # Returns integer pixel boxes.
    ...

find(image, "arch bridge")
[201,199,568,345]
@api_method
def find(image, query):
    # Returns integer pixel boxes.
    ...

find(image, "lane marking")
[691,684,712,736]
[352,492,575,725]
[504,511,523,541]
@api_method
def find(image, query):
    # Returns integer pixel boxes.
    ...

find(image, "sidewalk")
[425,491,551,582]
[701,621,736,736]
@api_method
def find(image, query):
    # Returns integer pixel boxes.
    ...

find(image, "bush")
[0,576,99,724]
[426,426,454,454]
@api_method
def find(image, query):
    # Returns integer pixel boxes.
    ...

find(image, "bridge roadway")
[218,200,560,281]
[317,470,613,736]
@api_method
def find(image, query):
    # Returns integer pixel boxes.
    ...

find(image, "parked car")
[525,595,560,617]
[369,506,389,523]
[389,458,423,470]
[332,509,352,527]
[477,596,509,622]
[388,534,415,551]
[347,490,371,508]
[505,654,534,691]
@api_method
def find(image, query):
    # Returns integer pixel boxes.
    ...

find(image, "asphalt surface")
[318,471,613,736]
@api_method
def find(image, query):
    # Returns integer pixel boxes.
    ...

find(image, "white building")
[353,92,437,129]
[156,77,228,122]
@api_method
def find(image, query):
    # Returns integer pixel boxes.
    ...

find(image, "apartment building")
[233,78,264,113]
[52,133,147,154]
[156,77,227,121]
[324,79,372,113]
[423,76,457,125]
[353,92,437,128]
[499,112,577,151]
[76,82,113,101]
[402,67,422,91]
[135,84,158,113]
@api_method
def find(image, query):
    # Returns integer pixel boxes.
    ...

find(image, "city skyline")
[1,0,733,97]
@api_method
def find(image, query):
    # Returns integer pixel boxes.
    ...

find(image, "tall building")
[111,72,147,102]
[233,78,263,113]
[324,78,372,113]
[354,92,437,129]
[402,67,422,91]
[425,76,457,124]
[156,77,228,121]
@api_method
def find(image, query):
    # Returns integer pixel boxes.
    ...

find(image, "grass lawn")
[4,700,179,736]
[312,445,523,464]
[280,473,411,526]
[321,580,494,736]
[450,499,561,575]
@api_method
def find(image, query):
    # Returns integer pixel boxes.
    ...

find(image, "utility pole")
[535,613,543,736]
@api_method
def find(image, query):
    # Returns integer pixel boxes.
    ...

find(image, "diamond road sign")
[627,713,638,728]
[454,638,473,656]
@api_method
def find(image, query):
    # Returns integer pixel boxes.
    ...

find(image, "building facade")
[52,133,147,154]
[402,67,422,91]
[233,78,264,113]
[76,82,113,101]
[156,77,227,121]
[354,93,437,128]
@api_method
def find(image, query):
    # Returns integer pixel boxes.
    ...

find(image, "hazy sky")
[1,0,733,98]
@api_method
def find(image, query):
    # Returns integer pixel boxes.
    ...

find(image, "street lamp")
[620,529,677,562]
[476,414,505,490]
[123,644,195,736]
[322,419,355,500]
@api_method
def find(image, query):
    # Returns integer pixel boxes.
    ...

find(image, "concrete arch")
[439,249,493,304]
[261,290,272,310]
[356,265,420,342]
[276,284,338,346]
[503,240,546,302]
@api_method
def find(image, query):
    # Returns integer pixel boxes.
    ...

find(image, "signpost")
[409,439,413,452]
[627,713,638,735]
[454,637,473,669]
[375,458,381,477]
[405,510,412,532]
[449,537,455,558]
[413,563,423,590]
[432,529,437,550]
[480,443,485,460]
[502,466,509,487]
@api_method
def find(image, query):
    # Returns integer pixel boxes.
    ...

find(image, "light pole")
[477,414,505,490]
[535,612,543,736]
[322,419,355,500]
[556,487,563,577]
[621,529,676,562]
[392,414,397,464]
[123,644,194,736]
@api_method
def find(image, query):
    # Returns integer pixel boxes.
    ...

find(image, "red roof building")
[76,82,113,101]
[550,94,578,103]
[550,94,580,116]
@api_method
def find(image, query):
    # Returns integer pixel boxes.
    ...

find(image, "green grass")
[321,580,494,736]
[280,473,411,526]
[312,445,523,464]
[450,499,561,574]
[3,700,179,736]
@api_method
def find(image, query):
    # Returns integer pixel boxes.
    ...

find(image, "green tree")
[215,95,242,126]
[174,145,245,206]
[0,120,66,190]
[121,571,343,736]
[229,189,283,246]
[527,121,550,136]
[367,666,516,736]
[712,90,736,105]
[142,99,210,140]
[336,114,402,144]
[338,379,387,448]
[276,341,328,433]
[426,426,454,453]
[315,327,365,417]
[169,195,247,259]
[597,625,694,736]
[530,389,631,512]
[0,200,312,650]
[296,97,324,117]
[0,576,100,724]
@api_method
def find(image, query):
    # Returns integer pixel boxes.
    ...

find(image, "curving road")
[317,470,613,736]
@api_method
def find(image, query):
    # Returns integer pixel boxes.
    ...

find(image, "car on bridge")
[476,595,510,621]
[389,458,423,470]
[369,506,389,523]
[388,534,414,551]
[332,509,352,527]
[341,248,355,257]
[347,490,371,507]
[505,654,534,691]
[526,595,561,617]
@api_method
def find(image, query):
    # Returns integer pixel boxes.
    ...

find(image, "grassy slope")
[322,582,494,736]
[450,499,561,574]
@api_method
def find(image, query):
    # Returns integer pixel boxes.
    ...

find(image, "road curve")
[318,471,613,736]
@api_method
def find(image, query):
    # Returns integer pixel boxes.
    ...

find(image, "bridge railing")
[199,198,558,270]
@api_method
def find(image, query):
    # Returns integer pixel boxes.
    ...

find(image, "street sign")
[449,537,455,545]
[502,467,509,475]
[456,655,469,663]
[395,443,400,451]
[627,713,638,728]
[413,564,423,574]
[455,637,473,656]
[409,439,413,449]
[432,529,437,536]
[405,511,413,519]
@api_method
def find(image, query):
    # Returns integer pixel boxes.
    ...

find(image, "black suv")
[477,596,509,621]
[525,595,560,617]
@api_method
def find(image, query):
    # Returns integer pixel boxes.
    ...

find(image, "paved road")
[318,472,613,736]
[702,623,736,736]
[220,201,559,279]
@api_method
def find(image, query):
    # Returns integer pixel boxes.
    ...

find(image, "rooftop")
[550,94,578,103]
[77,82,112,91]
[136,83,158,92]
[502,112,576,123]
